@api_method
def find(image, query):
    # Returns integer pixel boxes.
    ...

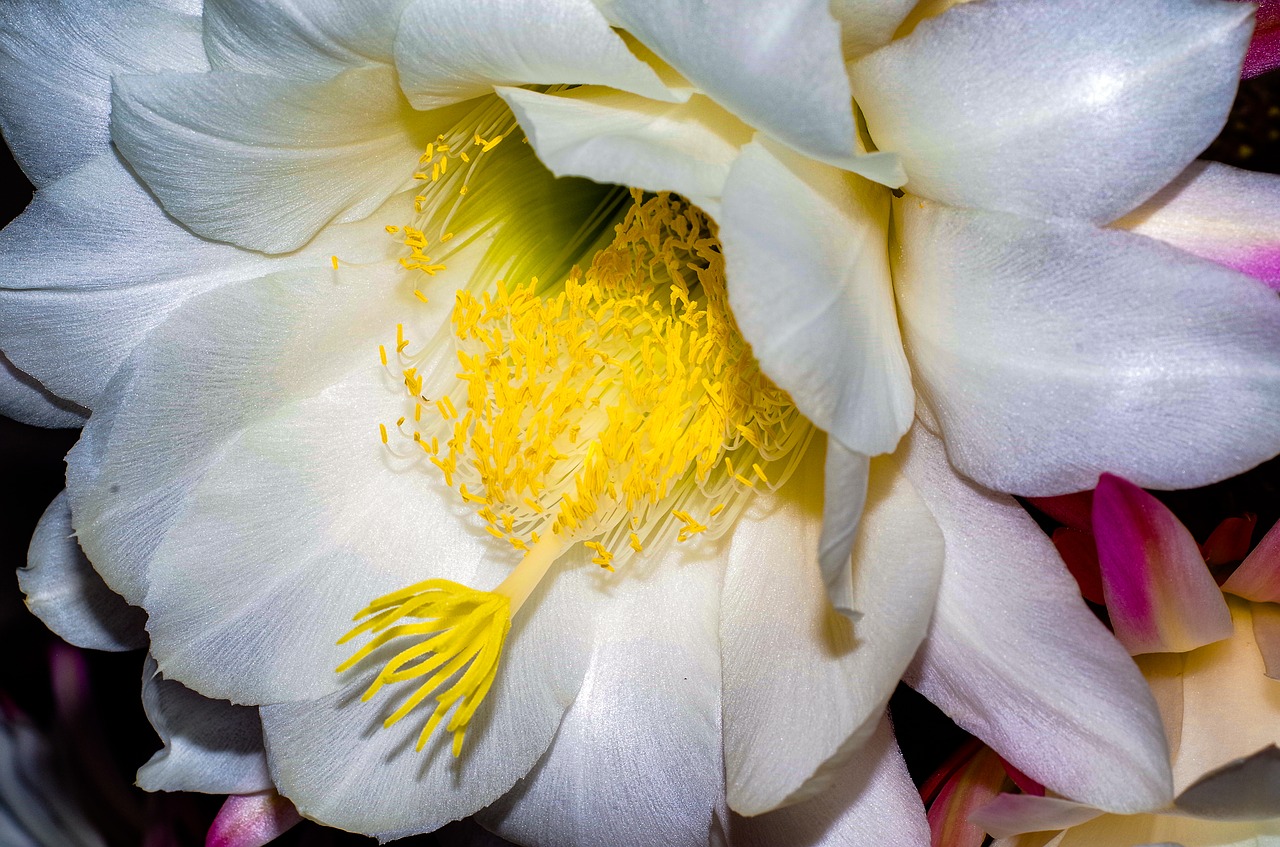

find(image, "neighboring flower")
[929,478,1280,847]
[3,0,1279,844]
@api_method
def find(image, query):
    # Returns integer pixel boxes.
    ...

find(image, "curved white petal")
[848,0,1252,223]
[598,0,858,161]
[817,440,870,618]
[137,656,271,795]
[110,66,434,253]
[66,258,481,702]
[723,715,930,847]
[0,0,205,187]
[64,258,433,608]
[141,365,502,704]
[719,140,913,458]
[395,0,671,110]
[481,544,723,847]
[900,426,1174,814]
[1116,160,1280,289]
[721,443,944,816]
[499,86,751,212]
[972,794,1103,839]
[260,552,596,840]
[894,197,1280,496]
[18,491,146,652]
[203,0,408,76]
[829,0,918,59]
[0,153,405,411]
[0,353,84,429]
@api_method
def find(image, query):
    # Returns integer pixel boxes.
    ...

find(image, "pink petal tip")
[1092,474,1233,655]
[207,792,301,847]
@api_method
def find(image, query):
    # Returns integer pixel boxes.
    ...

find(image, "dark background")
[1,74,1278,845]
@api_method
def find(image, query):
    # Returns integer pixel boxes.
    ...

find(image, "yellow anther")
[378,345,388,367]
[331,256,339,270]
[710,503,726,518]
[414,290,430,304]
[379,424,388,445]
[459,484,489,505]
[752,463,770,485]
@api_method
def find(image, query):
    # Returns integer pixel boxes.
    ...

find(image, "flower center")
[339,101,812,756]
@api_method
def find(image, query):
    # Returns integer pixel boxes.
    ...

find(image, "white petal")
[1116,160,1280,289]
[65,260,434,618]
[137,656,271,795]
[598,0,858,161]
[817,440,870,618]
[0,153,405,411]
[394,0,671,109]
[481,544,723,847]
[722,714,930,847]
[894,197,1280,496]
[0,0,205,187]
[848,0,1253,223]
[260,553,597,840]
[0,353,84,429]
[203,0,407,76]
[110,66,432,253]
[66,257,487,702]
[18,491,145,652]
[972,794,1103,839]
[829,0,918,59]
[719,140,913,457]
[498,86,751,211]
[900,426,1174,814]
[721,443,944,815]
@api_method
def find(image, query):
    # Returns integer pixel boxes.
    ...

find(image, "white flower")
[3,0,1279,844]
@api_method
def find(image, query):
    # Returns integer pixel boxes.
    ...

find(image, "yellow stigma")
[337,532,565,756]
[341,101,811,756]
